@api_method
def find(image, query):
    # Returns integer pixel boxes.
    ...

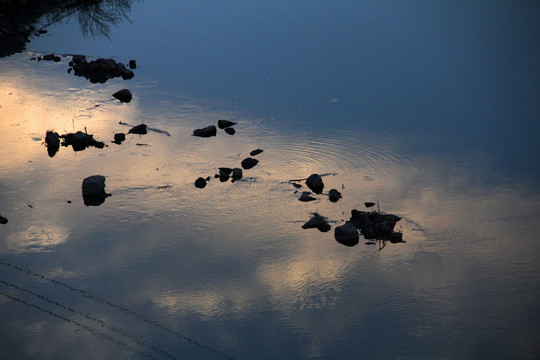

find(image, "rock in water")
[334,223,359,247]
[113,133,126,144]
[113,89,132,103]
[0,215,8,224]
[195,177,207,188]
[250,149,263,156]
[299,191,316,202]
[224,127,236,135]
[231,168,243,182]
[45,130,60,157]
[328,189,342,202]
[193,125,217,137]
[82,175,109,206]
[348,209,403,242]
[128,124,147,135]
[217,119,237,129]
[241,157,259,170]
[306,173,324,194]
[302,213,331,232]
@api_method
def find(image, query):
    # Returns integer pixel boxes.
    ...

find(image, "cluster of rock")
[293,173,342,203]
[45,130,106,157]
[192,119,237,138]
[69,56,135,83]
[195,149,263,188]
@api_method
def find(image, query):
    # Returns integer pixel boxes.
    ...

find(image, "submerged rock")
[334,223,359,247]
[45,130,60,157]
[348,209,402,242]
[302,213,331,232]
[299,191,316,202]
[250,149,263,156]
[128,124,147,135]
[113,89,132,103]
[231,168,243,182]
[195,177,208,188]
[306,173,324,194]
[328,189,342,202]
[0,215,8,224]
[224,127,236,135]
[241,157,259,170]
[82,175,109,206]
[193,125,217,138]
[217,119,237,129]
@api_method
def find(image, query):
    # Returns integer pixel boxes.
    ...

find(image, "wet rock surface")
[193,125,217,138]
[113,89,132,103]
[306,173,324,194]
[302,213,331,232]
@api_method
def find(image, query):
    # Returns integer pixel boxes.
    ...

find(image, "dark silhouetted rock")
[306,173,324,194]
[129,59,137,69]
[334,223,359,247]
[128,124,147,135]
[113,89,132,103]
[113,133,126,144]
[42,53,60,62]
[224,127,235,135]
[349,209,402,242]
[292,183,302,188]
[302,213,331,232]
[217,119,236,129]
[195,177,207,188]
[193,125,217,137]
[0,215,8,224]
[72,58,134,83]
[241,157,259,170]
[219,167,233,176]
[299,192,316,202]
[72,55,86,63]
[82,175,109,206]
[364,202,376,209]
[231,168,243,182]
[250,149,263,156]
[45,130,60,157]
[217,168,231,182]
[61,131,105,151]
[328,189,342,202]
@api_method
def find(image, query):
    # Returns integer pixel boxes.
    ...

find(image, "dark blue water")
[1,1,539,359]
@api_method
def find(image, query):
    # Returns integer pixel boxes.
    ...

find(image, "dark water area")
[1,1,539,359]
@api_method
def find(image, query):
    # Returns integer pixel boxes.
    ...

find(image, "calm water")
[1,1,540,359]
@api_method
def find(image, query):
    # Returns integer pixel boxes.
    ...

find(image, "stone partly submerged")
[113,133,126,144]
[224,127,236,135]
[328,189,342,202]
[302,213,331,232]
[61,131,105,152]
[250,149,263,156]
[71,57,135,83]
[82,175,110,206]
[195,177,208,188]
[113,89,132,103]
[217,119,237,129]
[45,130,60,157]
[128,124,147,135]
[306,173,324,194]
[193,125,217,138]
[299,191,316,202]
[241,157,259,170]
[231,168,243,182]
[334,222,359,247]
[348,209,403,243]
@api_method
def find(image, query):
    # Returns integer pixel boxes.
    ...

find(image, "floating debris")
[193,125,217,138]
[217,119,236,129]
[302,213,331,232]
[113,89,132,103]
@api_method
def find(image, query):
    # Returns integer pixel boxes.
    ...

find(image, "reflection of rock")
[113,133,126,144]
[334,223,359,247]
[195,177,207,188]
[113,89,132,103]
[328,189,342,202]
[241,157,258,170]
[250,149,263,156]
[82,175,109,206]
[72,57,134,83]
[348,209,403,242]
[128,124,147,135]
[224,127,236,135]
[217,119,236,129]
[45,130,60,157]
[193,125,217,138]
[299,191,316,202]
[0,215,8,224]
[302,213,331,232]
[306,173,324,194]
[231,168,243,182]
[61,131,105,151]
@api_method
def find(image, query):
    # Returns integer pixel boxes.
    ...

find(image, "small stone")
[250,149,263,156]
[193,125,217,137]
[0,215,8,224]
[328,189,342,202]
[129,59,137,69]
[241,157,258,170]
[299,191,316,202]
[42,53,55,61]
[217,119,237,129]
[306,173,324,194]
[113,89,132,103]
[82,175,109,206]
[231,168,243,182]
[224,127,235,135]
[302,213,331,232]
[128,124,147,135]
[334,223,359,247]
[113,133,126,144]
